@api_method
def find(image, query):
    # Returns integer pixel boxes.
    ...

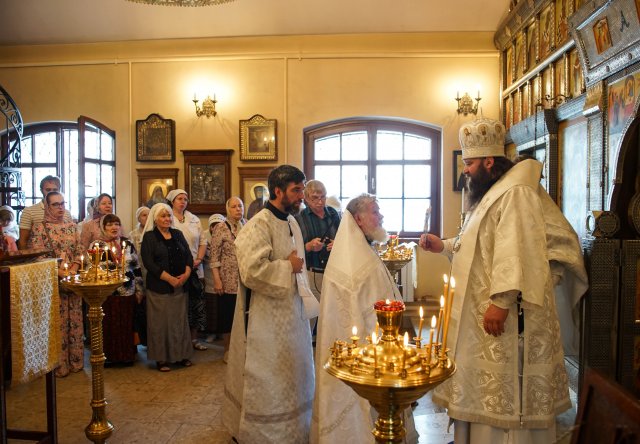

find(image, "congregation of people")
[3,116,588,443]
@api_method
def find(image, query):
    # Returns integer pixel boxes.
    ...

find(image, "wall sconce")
[455,91,481,116]
[193,94,217,118]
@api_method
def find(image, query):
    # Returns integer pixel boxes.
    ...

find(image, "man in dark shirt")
[294,180,341,303]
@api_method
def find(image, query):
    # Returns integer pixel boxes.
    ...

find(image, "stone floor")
[4,338,577,444]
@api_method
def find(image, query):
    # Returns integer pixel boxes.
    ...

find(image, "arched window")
[1,116,116,221]
[303,117,441,238]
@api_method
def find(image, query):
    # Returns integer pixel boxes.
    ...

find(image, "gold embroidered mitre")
[459,117,506,160]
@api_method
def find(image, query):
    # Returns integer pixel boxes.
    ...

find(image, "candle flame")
[385,298,390,305]
[80,254,84,261]
[431,315,437,328]
[450,276,456,288]
[371,331,377,344]
[352,326,357,336]
[443,274,448,284]
[419,306,424,319]
[440,295,445,307]
[111,246,116,252]
[403,332,409,347]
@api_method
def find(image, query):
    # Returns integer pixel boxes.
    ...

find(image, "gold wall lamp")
[193,94,217,118]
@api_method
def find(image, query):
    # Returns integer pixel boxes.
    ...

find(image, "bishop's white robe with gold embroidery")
[223,208,316,444]
[432,160,572,440]
[310,211,417,444]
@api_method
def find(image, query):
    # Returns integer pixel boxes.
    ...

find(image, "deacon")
[223,165,319,443]
[419,117,579,443]
[311,193,417,444]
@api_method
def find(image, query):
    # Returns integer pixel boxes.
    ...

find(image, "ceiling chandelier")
[126,0,236,6]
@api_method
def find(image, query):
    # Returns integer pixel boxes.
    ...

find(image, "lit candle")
[104,246,110,277]
[423,205,431,234]
[442,277,456,356]
[351,326,359,345]
[461,185,465,214]
[63,262,69,277]
[193,92,196,101]
[417,306,424,340]
[80,254,84,272]
[427,315,436,362]
[436,295,444,344]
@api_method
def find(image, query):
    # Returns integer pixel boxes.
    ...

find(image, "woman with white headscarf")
[128,206,150,255]
[129,206,150,345]
[166,189,208,351]
[203,213,226,343]
[141,203,193,372]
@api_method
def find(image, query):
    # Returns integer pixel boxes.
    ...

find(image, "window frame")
[303,116,441,239]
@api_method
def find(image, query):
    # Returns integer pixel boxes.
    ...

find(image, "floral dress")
[31,221,84,377]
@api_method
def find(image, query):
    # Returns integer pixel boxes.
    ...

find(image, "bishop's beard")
[368,226,389,243]
[466,165,498,208]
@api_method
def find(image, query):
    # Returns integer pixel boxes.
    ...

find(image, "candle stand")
[325,304,455,443]
[379,235,413,284]
[60,246,127,444]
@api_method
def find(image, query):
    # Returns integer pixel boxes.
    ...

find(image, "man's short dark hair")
[40,175,61,192]
[268,165,306,199]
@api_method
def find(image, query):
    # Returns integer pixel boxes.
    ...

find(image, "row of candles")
[61,241,128,279]
[349,274,457,372]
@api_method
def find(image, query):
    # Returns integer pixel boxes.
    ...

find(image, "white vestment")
[310,211,417,444]
[433,160,572,441]
[223,207,316,444]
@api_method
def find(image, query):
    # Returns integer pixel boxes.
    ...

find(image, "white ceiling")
[0,0,510,46]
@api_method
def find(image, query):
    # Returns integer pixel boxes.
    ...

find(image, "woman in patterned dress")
[31,191,83,377]
[209,196,245,362]
[98,214,144,365]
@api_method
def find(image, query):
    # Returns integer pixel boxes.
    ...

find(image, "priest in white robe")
[223,165,319,444]
[419,117,581,444]
[311,193,417,444]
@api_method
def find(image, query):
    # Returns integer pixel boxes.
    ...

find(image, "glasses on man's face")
[50,201,65,208]
[309,195,327,203]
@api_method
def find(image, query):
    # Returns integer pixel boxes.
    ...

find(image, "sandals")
[156,362,171,372]
[180,359,193,367]
[192,340,207,351]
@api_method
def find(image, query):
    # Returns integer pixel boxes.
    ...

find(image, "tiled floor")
[4,339,577,444]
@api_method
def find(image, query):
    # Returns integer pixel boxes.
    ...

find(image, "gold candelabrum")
[325,301,456,443]
[378,235,413,282]
[59,241,129,444]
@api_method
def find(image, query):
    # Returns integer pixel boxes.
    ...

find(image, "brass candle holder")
[325,302,455,443]
[60,245,128,444]
[378,236,413,283]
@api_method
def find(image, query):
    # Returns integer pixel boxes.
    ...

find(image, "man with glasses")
[18,175,73,249]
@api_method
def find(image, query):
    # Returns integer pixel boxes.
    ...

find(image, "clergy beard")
[467,165,497,208]
[366,226,388,243]
[283,200,302,215]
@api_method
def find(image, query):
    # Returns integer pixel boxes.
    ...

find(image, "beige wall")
[0,32,500,299]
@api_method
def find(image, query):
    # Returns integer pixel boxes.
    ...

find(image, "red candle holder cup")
[374,300,405,341]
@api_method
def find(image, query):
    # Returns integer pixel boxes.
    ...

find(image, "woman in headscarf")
[99,213,144,366]
[80,193,118,250]
[141,203,193,372]
[77,197,95,236]
[0,206,18,252]
[202,213,226,343]
[166,189,208,351]
[128,206,150,255]
[209,197,245,363]
[31,191,83,377]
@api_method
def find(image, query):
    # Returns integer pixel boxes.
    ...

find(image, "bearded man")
[223,165,319,443]
[311,193,417,444]
[419,117,583,443]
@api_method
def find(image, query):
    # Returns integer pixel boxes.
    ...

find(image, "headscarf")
[92,193,113,220]
[166,189,187,204]
[135,206,150,230]
[225,197,245,236]
[143,203,173,234]
[208,214,226,227]
[43,193,65,224]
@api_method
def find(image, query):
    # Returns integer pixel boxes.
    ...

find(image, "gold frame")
[182,150,233,215]
[238,166,273,218]
[135,113,176,162]
[136,168,178,207]
[239,114,278,161]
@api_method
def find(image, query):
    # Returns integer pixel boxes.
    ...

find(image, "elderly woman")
[166,189,208,351]
[99,214,144,366]
[31,192,83,377]
[81,193,118,249]
[141,203,193,372]
[128,206,150,255]
[203,213,226,343]
[209,197,245,363]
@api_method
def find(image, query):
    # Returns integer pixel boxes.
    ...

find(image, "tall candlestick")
[417,306,424,339]
[80,254,84,272]
[104,246,110,278]
[427,315,436,362]
[442,277,456,357]
[461,185,465,214]
[436,295,445,344]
